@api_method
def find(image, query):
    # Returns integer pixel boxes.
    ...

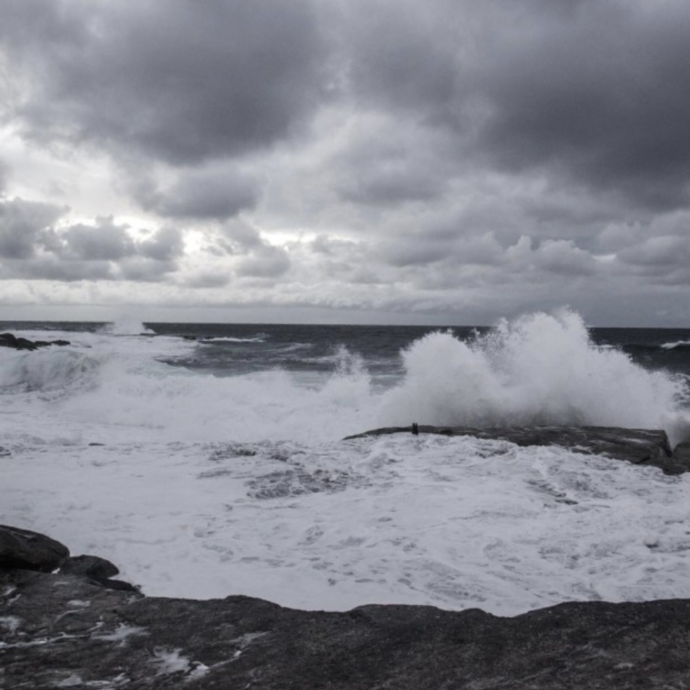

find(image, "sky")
[1,0,689,327]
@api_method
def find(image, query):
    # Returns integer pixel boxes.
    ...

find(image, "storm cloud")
[1,0,689,325]
[0,0,327,165]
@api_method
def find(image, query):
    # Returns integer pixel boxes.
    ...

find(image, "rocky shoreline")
[3,425,690,688]
[1,524,690,689]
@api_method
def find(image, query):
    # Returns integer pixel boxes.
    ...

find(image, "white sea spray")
[379,310,690,443]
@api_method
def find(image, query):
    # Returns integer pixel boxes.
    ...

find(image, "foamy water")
[1,312,689,613]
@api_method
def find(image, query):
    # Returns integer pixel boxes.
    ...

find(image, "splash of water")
[3,311,688,447]
[379,310,690,446]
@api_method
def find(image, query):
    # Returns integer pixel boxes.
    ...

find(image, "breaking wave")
[380,311,690,446]
[0,348,101,396]
[1,310,688,446]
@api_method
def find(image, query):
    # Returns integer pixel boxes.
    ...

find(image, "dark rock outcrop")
[0,525,70,572]
[2,554,690,689]
[0,332,71,351]
[346,425,690,475]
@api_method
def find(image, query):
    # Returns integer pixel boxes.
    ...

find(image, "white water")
[382,311,689,446]
[662,340,690,350]
[1,311,689,614]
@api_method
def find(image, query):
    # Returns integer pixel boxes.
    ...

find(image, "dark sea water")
[4,318,690,380]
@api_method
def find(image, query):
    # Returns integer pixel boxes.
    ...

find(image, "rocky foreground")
[2,426,690,689]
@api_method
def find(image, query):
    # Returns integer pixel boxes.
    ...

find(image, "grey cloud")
[118,257,177,282]
[333,137,449,207]
[237,243,291,278]
[48,218,136,261]
[1,0,327,165]
[139,227,184,262]
[137,168,259,220]
[2,257,115,282]
[0,202,183,282]
[182,271,231,289]
[508,237,597,277]
[309,234,361,257]
[618,235,690,270]
[378,230,504,269]
[220,222,264,252]
[0,198,66,259]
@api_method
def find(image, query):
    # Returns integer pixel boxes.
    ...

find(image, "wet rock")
[0,332,71,351]
[345,425,690,475]
[2,561,690,689]
[0,525,70,572]
[59,554,120,579]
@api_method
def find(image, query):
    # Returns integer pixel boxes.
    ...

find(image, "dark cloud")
[1,0,327,165]
[340,0,460,118]
[473,2,690,207]
[340,0,690,211]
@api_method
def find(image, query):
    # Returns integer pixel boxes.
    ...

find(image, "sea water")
[1,311,689,614]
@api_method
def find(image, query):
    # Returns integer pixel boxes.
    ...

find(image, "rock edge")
[346,424,690,475]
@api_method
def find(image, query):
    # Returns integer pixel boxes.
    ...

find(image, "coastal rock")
[2,546,690,689]
[0,524,69,572]
[346,425,690,475]
[59,554,121,579]
[0,332,71,351]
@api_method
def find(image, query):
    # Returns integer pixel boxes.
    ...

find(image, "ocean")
[1,310,690,614]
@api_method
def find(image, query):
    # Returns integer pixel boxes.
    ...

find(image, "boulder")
[59,554,120,579]
[59,554,139,592]
[0,524,69,572]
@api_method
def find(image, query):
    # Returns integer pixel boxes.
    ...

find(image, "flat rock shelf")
[346,425,690,475]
